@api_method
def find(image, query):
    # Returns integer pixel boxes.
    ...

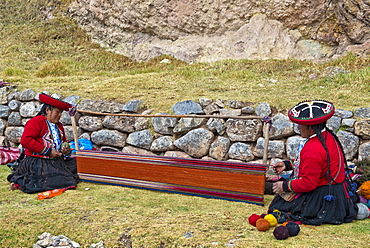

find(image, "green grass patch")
[1,165,369,247]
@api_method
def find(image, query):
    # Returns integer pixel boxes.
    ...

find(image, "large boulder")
[226,119,262,142]
[228,142,254,162]
[126,129,153,150]
[209,136,231,161]
[174,128,214,158]
[91,129,127,147]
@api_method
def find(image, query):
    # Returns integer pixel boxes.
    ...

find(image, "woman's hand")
[49,149,62,158]
[272,181,284,194]
[272,161,286,175]
[61,142,71,155]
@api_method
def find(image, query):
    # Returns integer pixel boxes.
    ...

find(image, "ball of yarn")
[273,226,290,240]
[359,181,370,200]
[356,203,370,220]
[264,214,278,227]
[248,214,261,227]
[260,213,267,219]
[256,218,270,231]
[360,195,368,203]
[286,222,300,236]
[360,195,370,207]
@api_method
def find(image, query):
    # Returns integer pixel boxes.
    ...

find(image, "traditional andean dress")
[268,130,358,225]
[9,115,78,193]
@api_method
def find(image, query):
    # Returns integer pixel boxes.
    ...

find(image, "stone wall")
[2,87,370,165]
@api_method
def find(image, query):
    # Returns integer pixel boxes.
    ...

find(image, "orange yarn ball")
[359,181,370,200]
[256,218,270,231]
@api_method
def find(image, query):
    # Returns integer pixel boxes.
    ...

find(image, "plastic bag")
[70,139,94,153]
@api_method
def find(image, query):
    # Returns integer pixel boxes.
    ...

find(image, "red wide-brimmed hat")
[38,93,72,111]
[288,100,335,125]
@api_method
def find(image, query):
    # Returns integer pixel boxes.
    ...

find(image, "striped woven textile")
[76,150,266,206]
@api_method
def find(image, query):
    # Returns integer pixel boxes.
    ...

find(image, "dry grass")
[1,165,369,247]
[2,56,370,113]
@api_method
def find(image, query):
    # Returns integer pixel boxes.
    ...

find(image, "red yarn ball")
[248,214,261,227]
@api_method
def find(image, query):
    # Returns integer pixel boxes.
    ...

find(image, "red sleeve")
[21,116,50,154]
[290,142,326,193]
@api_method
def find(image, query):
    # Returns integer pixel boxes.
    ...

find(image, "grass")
[1,165,369,247]
[1,1,370,247]
[2,55,370,112]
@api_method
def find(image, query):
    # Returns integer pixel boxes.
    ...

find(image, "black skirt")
[268,180,359,225]
[8,156,78,193]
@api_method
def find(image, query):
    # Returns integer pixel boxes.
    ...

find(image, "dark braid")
[326,128,348,166]
[310,122,347,183]
[310,122,333,181]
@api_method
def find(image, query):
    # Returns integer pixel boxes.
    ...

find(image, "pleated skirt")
[9,156,78,193]
[268,181,359,225]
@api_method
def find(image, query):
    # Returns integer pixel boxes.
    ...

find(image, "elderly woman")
[268,100,359,225]
[8,93,78,193]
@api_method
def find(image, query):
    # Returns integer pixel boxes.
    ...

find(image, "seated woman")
[8,93,78,193]
[268,100,359,225]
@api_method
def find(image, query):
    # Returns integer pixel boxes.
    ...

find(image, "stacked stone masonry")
[2,87,370,165]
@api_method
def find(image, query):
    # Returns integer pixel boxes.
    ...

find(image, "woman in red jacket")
[8,93,78,193]
[268,100,359,225]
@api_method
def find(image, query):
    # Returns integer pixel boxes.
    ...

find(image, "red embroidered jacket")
[284,131,346,193]
[21,115,67,158]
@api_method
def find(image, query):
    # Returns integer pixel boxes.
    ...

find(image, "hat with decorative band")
[288,100,335,125]
[38,93,72,111]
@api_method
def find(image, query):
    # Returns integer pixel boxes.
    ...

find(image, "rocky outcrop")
[334,0,370,44]
[67,0,370,63]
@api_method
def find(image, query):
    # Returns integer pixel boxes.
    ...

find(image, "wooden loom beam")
[77,109,264,119]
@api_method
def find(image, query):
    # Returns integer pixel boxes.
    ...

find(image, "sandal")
[9,182,18,191]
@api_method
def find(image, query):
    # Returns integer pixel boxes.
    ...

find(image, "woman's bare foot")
[9,183,17,191]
